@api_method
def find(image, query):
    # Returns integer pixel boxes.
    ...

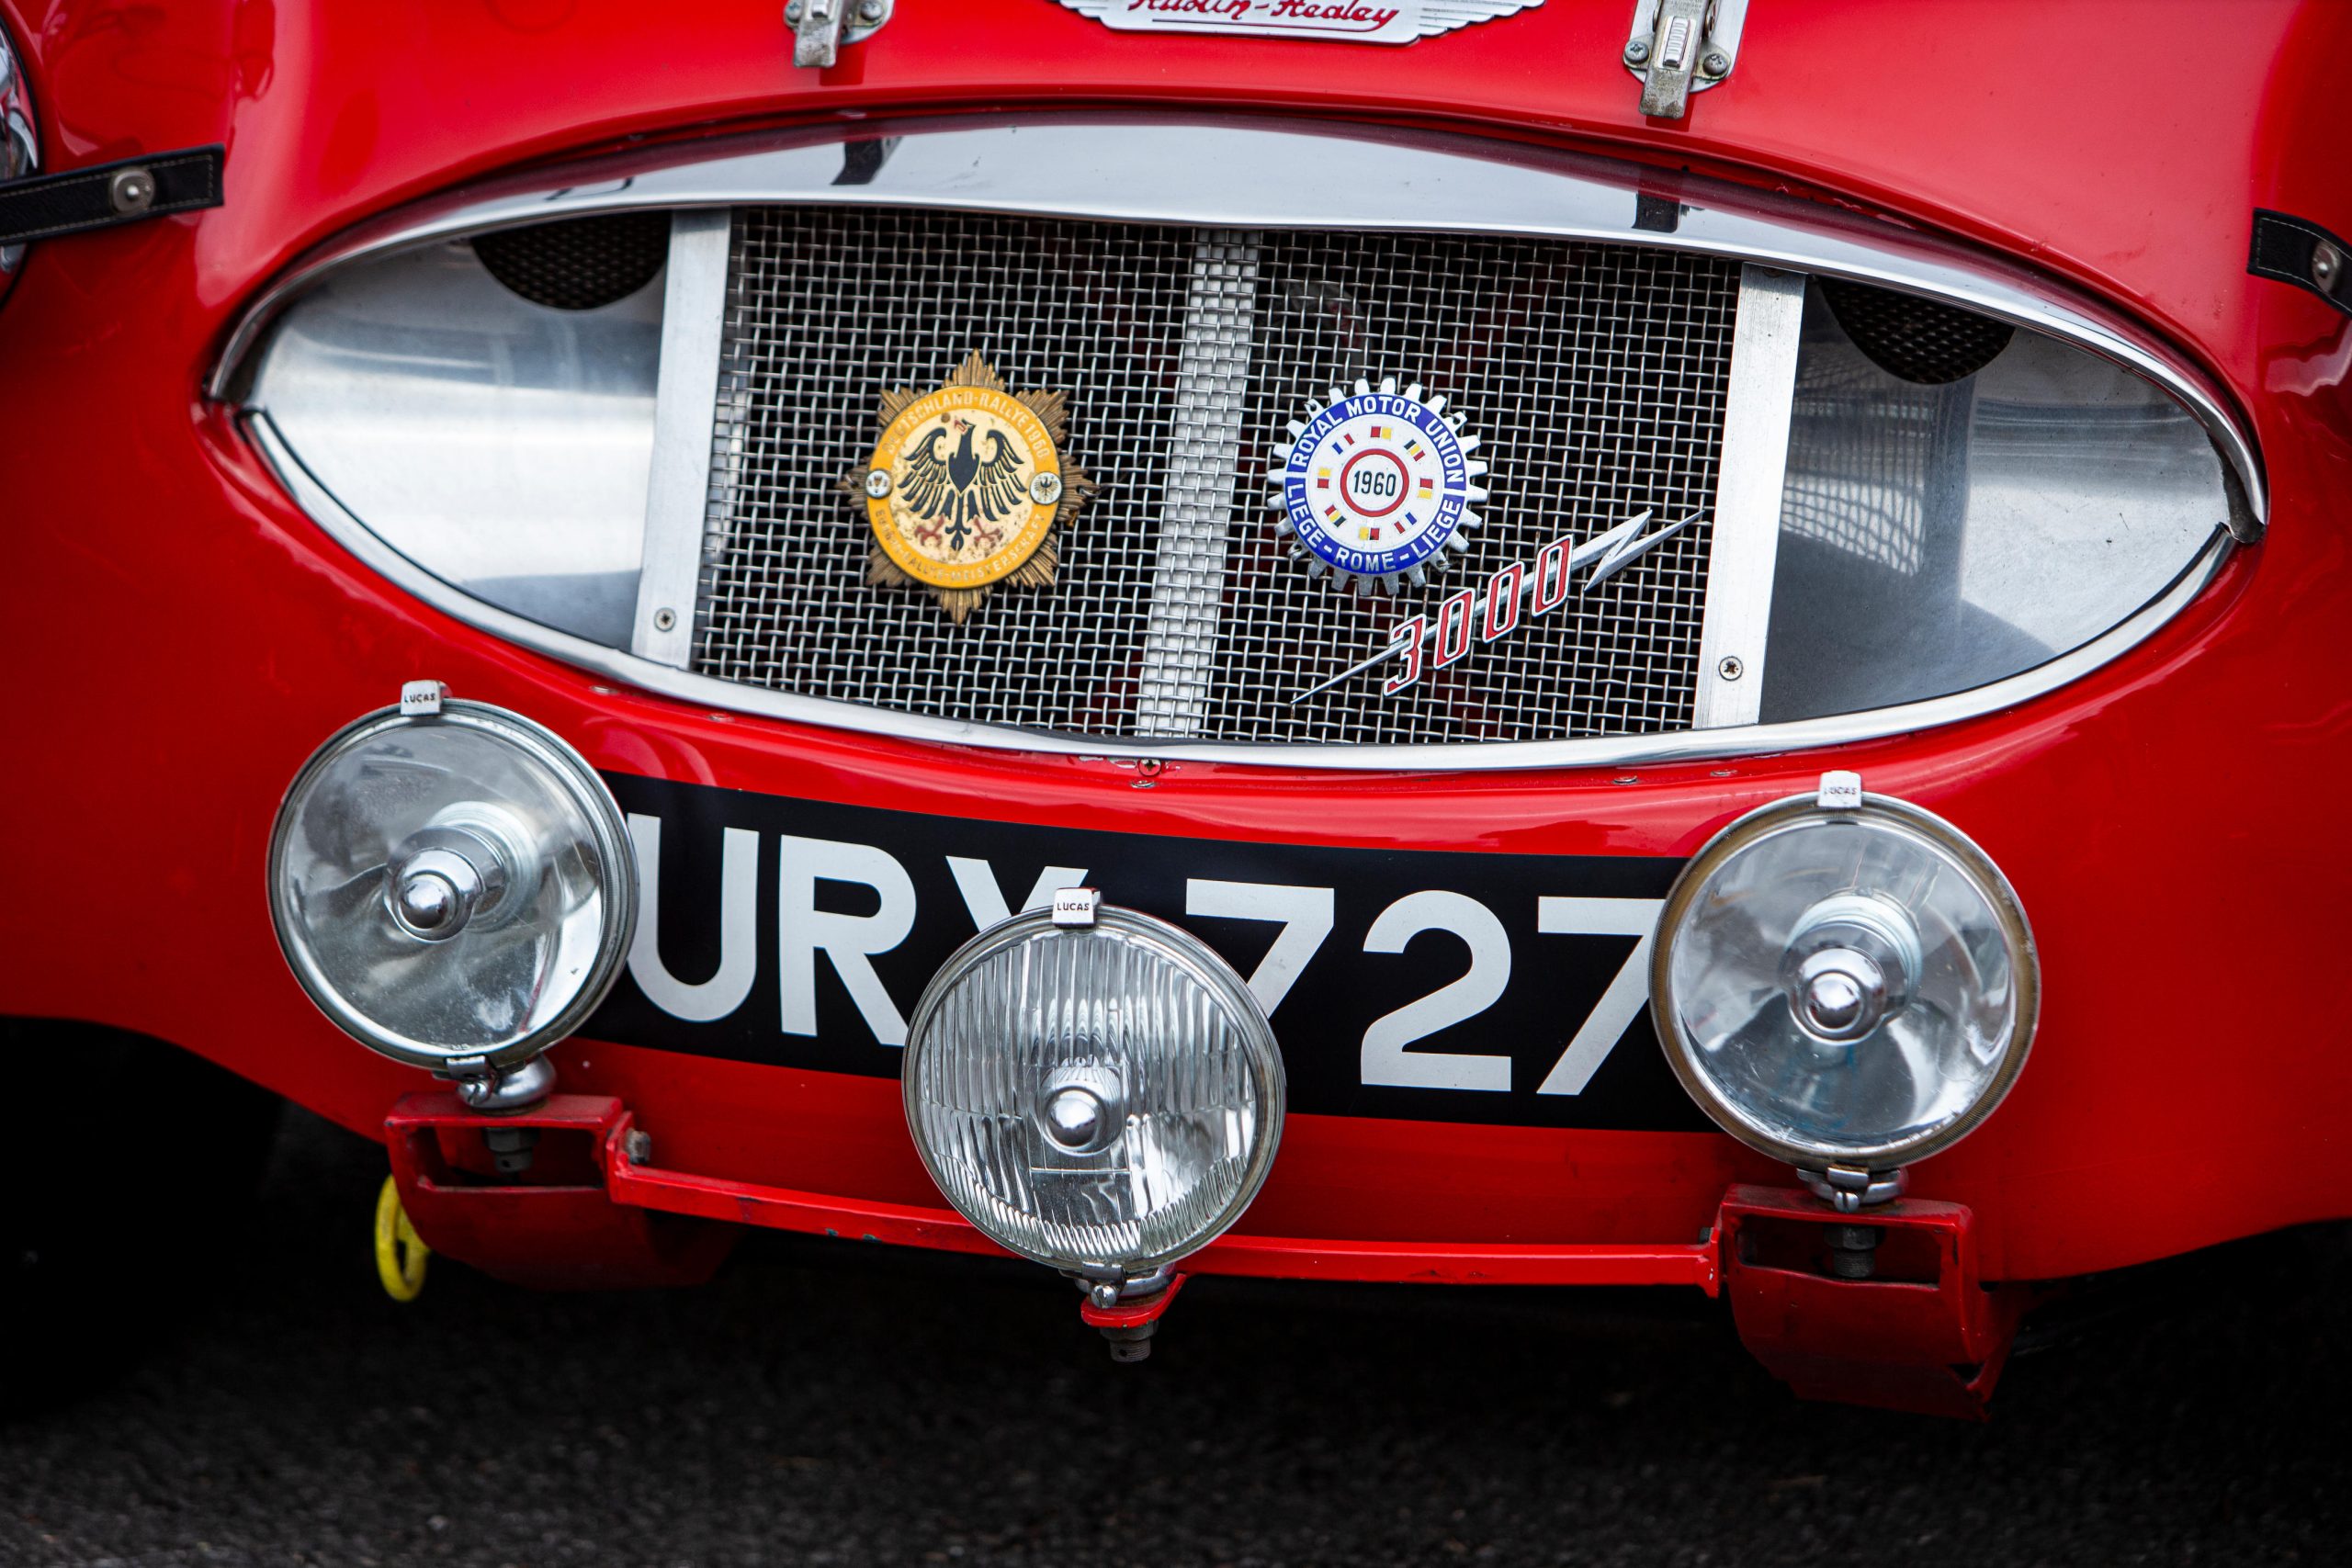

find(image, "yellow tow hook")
[374,1175,430,1303]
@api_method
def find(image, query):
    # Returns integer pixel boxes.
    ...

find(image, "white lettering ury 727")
[621,819,1661,1098]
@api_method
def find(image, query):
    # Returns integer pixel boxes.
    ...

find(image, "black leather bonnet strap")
[0,145,223,248]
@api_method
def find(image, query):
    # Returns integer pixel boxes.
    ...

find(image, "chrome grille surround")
[697,211,1740,744]
[219,116,2262,773]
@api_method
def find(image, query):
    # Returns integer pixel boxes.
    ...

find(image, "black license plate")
[585,773,1705,1132]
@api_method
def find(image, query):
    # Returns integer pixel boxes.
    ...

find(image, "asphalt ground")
[3,1107,2346,1568]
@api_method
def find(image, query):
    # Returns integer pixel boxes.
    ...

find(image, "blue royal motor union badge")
[1267,376,1487,594]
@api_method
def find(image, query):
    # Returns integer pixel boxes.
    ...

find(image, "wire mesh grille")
[1208,236,1738,744]
[1820,277,2014,386]
[697,210,1743,744]
[696,209,1195,730]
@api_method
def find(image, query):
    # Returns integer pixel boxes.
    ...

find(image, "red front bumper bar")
[385,1093,2029,1416]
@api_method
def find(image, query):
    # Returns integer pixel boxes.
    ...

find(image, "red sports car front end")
[2,0,2345,1418]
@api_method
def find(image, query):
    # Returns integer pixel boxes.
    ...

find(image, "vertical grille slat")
[697,209,1743,746]
[1135,231,1264,738]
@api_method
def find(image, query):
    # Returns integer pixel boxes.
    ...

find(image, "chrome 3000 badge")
[1268,377,1487,594]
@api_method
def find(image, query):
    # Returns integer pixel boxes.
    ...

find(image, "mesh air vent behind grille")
[1820,278,2014,386]
[473,213,670,311]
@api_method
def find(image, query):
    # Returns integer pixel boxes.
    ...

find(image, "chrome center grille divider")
[1692,265,1807,728]
[1134,230,1263,739]
[631,209,733,670]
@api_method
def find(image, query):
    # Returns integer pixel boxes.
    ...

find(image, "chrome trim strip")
[208,115,2266,531]
[1692,265,1806,728]
[251,403,2235,773]
[1136,231,1264,739]
[632,209,732,669]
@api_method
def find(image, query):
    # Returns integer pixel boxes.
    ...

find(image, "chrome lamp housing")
[1649,780,2039,1207]
[902,894,1287,1286]
[266,693,637,1104]
[0,16,40,297]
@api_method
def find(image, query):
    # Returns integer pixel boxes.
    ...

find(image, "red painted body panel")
[385,1093,739,1291]
[1717,1186,2026,1419]
[2,0,2348,1303]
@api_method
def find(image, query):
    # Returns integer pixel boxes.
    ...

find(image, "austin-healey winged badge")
[854,352,1093,624]
[1053,0,1541,45]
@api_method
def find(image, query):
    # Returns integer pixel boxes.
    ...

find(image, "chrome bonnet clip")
[1625,0,1748,119]
[786,0,892,70]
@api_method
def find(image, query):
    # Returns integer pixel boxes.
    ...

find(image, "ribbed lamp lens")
[267,699,635,1071]
[1652,794,2037,1169]
[903,907,1285,1276]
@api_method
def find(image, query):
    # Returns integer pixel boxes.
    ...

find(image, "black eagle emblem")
[897,415,1028,549]
[849,352,1093,625]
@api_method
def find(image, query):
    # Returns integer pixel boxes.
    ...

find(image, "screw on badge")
[1265,376,1488,596]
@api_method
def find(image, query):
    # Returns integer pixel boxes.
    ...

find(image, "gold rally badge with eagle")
[854,352,1093,623]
